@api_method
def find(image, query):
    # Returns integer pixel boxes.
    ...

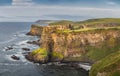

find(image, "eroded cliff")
[27,24,120,64]
[41,28,120,62]
[26,19,120,76]
[26,24,43,36]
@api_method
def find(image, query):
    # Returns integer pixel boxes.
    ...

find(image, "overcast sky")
[0,0,120,22]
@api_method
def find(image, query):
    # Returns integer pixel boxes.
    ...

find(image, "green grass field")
[49,18,120,25]
[90,51,120,76]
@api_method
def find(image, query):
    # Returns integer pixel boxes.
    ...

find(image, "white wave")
[4,46,8,49]
[13,29,28,37]
[6,54,21,61]
[5,53,28,62]
[18,33,26,37]
[0,63,20,66]
[17,40,29,45]
[0,62,30,66]
[0,37,16,44]
[15,53,28,62]
[78,64,91,71]
[13,34,17,37]
[13,33,26,38]
[5,55,15,61]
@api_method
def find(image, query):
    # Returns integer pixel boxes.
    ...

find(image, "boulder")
[22,48,30,51]
[5,46,13,51]
[27,41,40,45]
[11,55,20,60]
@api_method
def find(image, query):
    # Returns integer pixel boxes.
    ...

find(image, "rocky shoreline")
[26,19,120,76]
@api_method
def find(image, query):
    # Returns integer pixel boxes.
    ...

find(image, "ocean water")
[0,22,88,76]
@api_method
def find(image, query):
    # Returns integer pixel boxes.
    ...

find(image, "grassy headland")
[27,18,120,76]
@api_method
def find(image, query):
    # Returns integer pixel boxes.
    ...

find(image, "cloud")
[12,0,34,6]
[107,1,116,5]
[0,5,120,22]
[44,15,92,21]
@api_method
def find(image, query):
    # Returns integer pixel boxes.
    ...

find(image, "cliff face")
[27,24,74,36]
[26,19,120,76]
[40,28,120,62]
[26,24,120,63]
[26,25,76,62]
[26,24,43,36]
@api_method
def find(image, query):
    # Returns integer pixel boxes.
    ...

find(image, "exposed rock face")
[40,28,120,62]
[27,24,75,36]
[26,24,43,36]
[26,19,120,76]
[26,25,75,63]
[5,46,13,51]
[27,40,40,45]
[26,24,120,64]
[22,48,30,51]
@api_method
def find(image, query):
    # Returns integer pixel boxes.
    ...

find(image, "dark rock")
[25,53,34,62]
[22,48,30,51]
[26,32,35,36]
[5,46,13,51]
[26,24,43,36]
[26,32,31,35]
[27,41,40,45]
[22,52,30,56]
[11,55,20,60]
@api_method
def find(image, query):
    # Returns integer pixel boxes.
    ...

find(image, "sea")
[0,22,88,76]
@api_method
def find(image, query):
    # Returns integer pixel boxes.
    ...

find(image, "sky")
[0,0,120,22]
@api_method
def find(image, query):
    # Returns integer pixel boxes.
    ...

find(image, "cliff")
[40,27,120,62]
[26,24,120,63]
[27,18,120,36]
[26,18,120,76]
[26,24,43,36]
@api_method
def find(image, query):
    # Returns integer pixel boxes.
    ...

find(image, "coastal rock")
[11,55,20,60]
[27,40,40,45]
[26,24,43,36]
[5,46,13,51]
[22,48,30,51]
[25,52,48,63]
[22,52,30,56]
[27,24,74,36]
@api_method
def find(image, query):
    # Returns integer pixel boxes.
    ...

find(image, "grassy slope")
[57,26,120,34]
[89,51,120,76]
[49,18,120,28]
[77,18,120,24]
[86,37,120,62]
[49,20,74,25]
